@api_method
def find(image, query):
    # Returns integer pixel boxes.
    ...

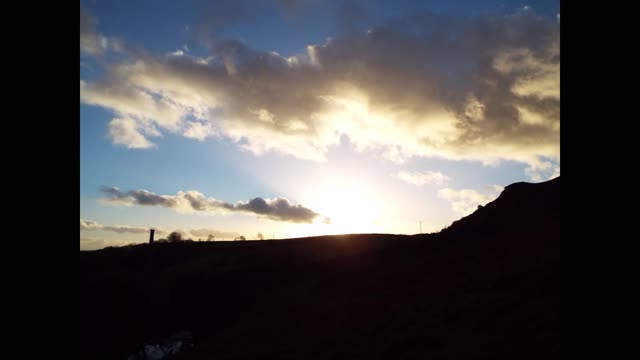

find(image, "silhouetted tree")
[168,232,183,242]
[257,232,264,240]
[234,236,246,241]
[207,234,215,242]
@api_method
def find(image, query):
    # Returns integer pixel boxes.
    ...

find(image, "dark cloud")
[236,197,319,223]
[100,187,180,208]
[99,187,320,223]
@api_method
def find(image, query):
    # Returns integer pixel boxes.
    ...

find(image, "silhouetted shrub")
[168,232,183,242]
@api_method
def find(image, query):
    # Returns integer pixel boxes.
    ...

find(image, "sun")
[288,180,383,238]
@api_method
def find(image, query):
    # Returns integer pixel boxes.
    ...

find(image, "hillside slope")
[79,177,560,359]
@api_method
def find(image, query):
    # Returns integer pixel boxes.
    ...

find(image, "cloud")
[80,8,559,173]
[80,6,123,56]
[80,232,236,250]
[157,228,242,240]
[108,118,157,149]
[103,225,161,234]
[80,80,184,131]
[80,7,104,55]
[80,237,146,251]
[80,219,167,234]
[98,187,320,223]
[80,219,102,230]
[81,237,111,250]
[395,170,451,186]
[182,121,215,140]
[80,220,241,244]
[187,228,241,239]
[438,185,504,215]
[524,157,560,182]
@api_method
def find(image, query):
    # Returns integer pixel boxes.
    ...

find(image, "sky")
[80,0,560,250]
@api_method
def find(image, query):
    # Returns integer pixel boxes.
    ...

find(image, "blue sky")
[80,0,560,249]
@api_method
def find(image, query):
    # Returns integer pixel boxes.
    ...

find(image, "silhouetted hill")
[441,176,560,237]
[80,177,560,360]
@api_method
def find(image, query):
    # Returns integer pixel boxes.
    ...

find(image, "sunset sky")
[80,0,560,250]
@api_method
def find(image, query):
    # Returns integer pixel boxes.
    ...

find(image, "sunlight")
[289,179,383,238]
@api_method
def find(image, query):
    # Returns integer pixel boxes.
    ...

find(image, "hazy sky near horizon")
[80,0,560,250]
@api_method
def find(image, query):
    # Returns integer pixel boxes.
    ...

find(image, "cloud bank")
[438,185,504,215]
[186,228,242,239]
[80,219,242,240]
[80,219,168,235]
[98,187,320,223]
[80,7,559,172]
[81,237,116,251]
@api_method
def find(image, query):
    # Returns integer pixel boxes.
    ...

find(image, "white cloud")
[182,121,215,140]
[80,80,185,131]
[524,158,560,182]
[80,219,102,230]
[494,47,560,101]
[438,185,504,215]
[395,171,451,186]
[108,118,157,149]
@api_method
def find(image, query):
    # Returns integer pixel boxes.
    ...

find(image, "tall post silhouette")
[149,229,155,244]
[420,221,422,234]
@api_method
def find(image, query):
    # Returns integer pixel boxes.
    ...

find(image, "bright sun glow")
[288,180,384,238]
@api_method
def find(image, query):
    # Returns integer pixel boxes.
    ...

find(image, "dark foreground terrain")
[80,177,560,359]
